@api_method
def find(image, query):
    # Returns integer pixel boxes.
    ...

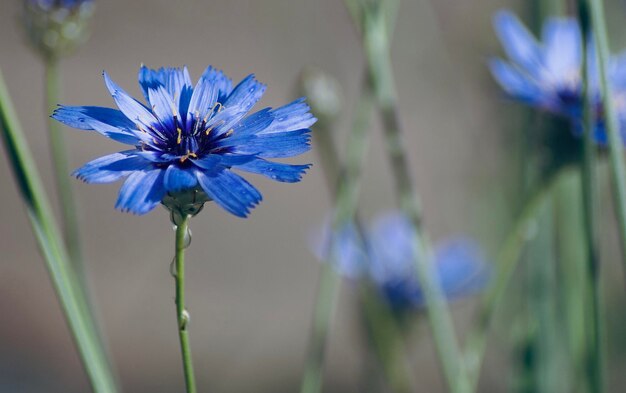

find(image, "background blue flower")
[314,211,490,310]
[489,10,626,143]
[27,0,92,11]
[53,66,316,217]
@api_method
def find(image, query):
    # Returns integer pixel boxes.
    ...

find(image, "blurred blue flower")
[53,66,315,217]
[23,0,95,59]
[314,212,490,310]
[490,10,626,143]
[27,0,92,12]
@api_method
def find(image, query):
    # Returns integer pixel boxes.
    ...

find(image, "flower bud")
[298,67,343,127]
[162,189,211,226]
[23,0,95,60]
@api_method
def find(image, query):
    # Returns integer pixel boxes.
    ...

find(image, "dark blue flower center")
[144,103,233,164]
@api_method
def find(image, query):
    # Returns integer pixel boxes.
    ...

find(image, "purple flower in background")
[315,212,490,310]
[489,10,626,143]
[53,66,315,217]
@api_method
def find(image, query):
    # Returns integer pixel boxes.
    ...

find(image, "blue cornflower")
[53,66,316,217]
[314,212,490,310]
[490,10,626,143]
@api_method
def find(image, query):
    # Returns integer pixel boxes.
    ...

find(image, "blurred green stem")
[174,215,197,393]
[588,0,626,282]
[360,283,416,393]
[358,4,469,392]
[300,80,375,393]
[0,69,117,393]
[528,193,562,393]
[555,169,592,392]
[577,2,604,389]
[464,172,562,391]
[45,58,84,278]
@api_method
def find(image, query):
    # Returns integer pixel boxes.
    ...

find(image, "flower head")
[53,65,316,217]
[489,10,626,143]
[314,212,490,310]
[23,0,94,59]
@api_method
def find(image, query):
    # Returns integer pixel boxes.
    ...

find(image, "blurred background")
[1,0,626,392]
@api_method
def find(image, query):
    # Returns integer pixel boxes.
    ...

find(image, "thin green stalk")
[0,69,117,392]
[528,194,562,393]
[308,72,416,393]
[300,263,341,393]
[555,169,591,392]
[45,59,84,277]
[174,215,197,393]
[359,283,416,393]
[464,173,562,392]
[588,0,626,279]
[300,81,375,393]
[577,3,604,389]
[358,5,468,392]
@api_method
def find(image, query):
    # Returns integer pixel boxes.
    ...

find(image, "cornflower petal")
[493,10,542,78]
[52,105,141,145]
[196,169,262,218]
[262,98,318,134]
[187,66,232,130]
[115,169,167,214]
[164,165,198,192]
[232,158,311,182]
[73,151,152,183]
[103,71,157,130]
[220,129,311,158]
[542,18,582,84]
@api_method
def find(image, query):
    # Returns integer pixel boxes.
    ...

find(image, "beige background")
[1,0,625,392]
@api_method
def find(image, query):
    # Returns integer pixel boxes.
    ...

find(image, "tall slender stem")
[464,172,562,392]
[588,0,626,280]
[304,70,415,393]
[300,262,341,393]
[0,69,117,393]
[174,215,197,393]
[44,58,84,277]
[300,80,375,393]
[577,3,604,390]
[359,5,468,392]
[359,283,415,393]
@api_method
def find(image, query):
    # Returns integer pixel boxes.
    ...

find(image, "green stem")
[359,5,468,393]
[528,192,560,393]
[300,263,341,393]
[300,80,375,393]
[307,72,416,393]
[359,283,415,393]
[588,0,626,282]
[555,169,588,392]
[45,59,84,278]
[577,3,604,390]
[174,215,197,393]
[0,69,117,392]
[464,173,562,392]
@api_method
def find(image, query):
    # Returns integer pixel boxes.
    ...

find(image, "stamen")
[225,129,234,137]
[191,111,202,135]
[205,120,226,136]
[211,102,224,113]
[177,128,183,144]
[148,125,167,141]
[179,150,198,163]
